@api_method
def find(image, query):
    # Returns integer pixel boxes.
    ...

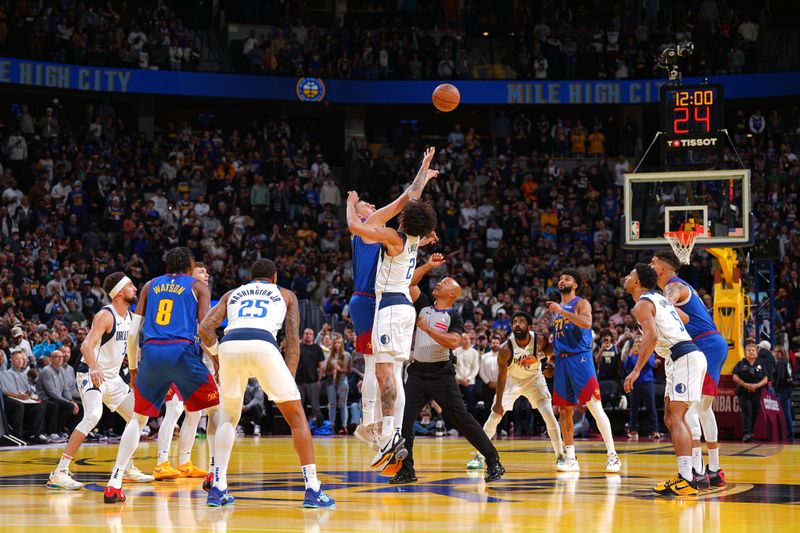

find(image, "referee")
[389,272,505,484]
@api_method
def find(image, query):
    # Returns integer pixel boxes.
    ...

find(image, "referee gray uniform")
[398,293,501,476]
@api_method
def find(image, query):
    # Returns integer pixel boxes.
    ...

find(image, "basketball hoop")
[664,230,704,265]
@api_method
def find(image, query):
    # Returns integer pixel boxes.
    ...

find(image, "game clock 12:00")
[660,84,723,136]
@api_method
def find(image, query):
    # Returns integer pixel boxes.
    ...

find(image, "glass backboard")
[623,169,751,248]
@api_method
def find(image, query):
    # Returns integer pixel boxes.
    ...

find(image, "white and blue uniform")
[640,292,707,403]
[495,334,551,412]
[218,281,300,403]
[372,232,419,363]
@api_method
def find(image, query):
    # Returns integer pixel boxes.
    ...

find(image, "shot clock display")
[660,83,723,136]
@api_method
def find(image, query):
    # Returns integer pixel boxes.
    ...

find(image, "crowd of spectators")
[0,1,200,71]
[0,1,774,80]
[0,87,797,440]
[235,2,770,80]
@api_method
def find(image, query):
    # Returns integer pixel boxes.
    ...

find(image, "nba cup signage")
[296,77,326,102]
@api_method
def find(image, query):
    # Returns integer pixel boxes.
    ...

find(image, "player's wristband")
[205,341,219,356]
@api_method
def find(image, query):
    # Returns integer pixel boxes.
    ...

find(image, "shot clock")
[660,83,724,169]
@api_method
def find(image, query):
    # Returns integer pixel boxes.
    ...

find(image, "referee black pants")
[402,359,500,472]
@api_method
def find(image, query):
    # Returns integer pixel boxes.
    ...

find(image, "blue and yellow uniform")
[669,276,728,396]
[134,274,219,417]
[349,234,380,354]
[552,297,601,406]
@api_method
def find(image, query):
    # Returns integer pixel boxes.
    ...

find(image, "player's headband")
[109,276,132,299]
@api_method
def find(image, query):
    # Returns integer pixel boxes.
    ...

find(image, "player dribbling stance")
[624,263,707,496]
[198,259,335,508]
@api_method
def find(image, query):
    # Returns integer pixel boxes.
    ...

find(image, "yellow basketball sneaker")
[654,475,698,496]
[153,461,181,480]
[177,461,208,478]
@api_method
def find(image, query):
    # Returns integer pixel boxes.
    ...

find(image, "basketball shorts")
[694,333,728,396]
[134,340,220,417]
[372,292,415,363]
[495,373,551,412]
[553,351,601,407]
[165,384,183,402]
[218,328,301,403]
[349,293,376,354]
[665,350,707,403]
[77,372,130,412]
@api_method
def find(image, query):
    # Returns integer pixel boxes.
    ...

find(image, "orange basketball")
[432,83,460,112]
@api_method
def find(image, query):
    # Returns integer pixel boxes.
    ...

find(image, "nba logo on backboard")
[631,220,640,240]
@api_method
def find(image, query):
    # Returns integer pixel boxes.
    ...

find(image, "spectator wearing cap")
[10,326,34,366]
[492,309,511,335]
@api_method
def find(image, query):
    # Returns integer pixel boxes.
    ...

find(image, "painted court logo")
[296,77,326,102]
[675,383,687,394]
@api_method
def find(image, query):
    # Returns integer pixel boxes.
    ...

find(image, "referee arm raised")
[389,264,505,485]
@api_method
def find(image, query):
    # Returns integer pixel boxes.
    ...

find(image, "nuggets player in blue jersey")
[349,146,438,450]
[103,247,220,504]
[652,249,727,488]
[546,269,621,473]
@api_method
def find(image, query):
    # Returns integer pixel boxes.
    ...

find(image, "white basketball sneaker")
[556,456,580,472]
[123,464,155,483]
[354,424,379,450]
[605,453,622,473]
[46,469,84,490]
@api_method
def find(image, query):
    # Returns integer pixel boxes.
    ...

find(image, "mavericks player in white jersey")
[346,190,438,470]
[467,312,565,471]
[198,259,335,508]
[47,272,154,489]
[624,263,707,496]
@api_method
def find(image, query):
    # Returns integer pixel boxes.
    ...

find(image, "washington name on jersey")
[226,281,286,338]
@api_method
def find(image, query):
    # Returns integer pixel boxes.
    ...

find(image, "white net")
[664,231,701,265]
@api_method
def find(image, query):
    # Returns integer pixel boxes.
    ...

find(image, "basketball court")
[1,436,797,532]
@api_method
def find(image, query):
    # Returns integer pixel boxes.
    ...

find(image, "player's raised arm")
[80,310,114,387]
[492,342,511,416]
[409,252,445,302]
[199,290,233,353]
[366,146,438,226]
[624,300,658,393]
[279,287,301,377]
[346,191,405,253]
[126,280,151,373]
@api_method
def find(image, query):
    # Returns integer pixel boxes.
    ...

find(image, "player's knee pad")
[685,405,702,440]
[698,404,719,442]
[75,400,103,435]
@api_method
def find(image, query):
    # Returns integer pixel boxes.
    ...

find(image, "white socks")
[708,448,720,471]
[57,453,72,471]
[393,362,405,433]
[108,414,147,488]
[483,412,502,440]
[538,400,564,459]
[692,447,703,473]
[678,456,693,481]
[565,445,576,459]
[302,463,320,492]
[214,465,227,491]
[158,398,184,463]
[362,357,377,425]
[381,416,394,438]
[586,399,616,455]
[178,409,202,465]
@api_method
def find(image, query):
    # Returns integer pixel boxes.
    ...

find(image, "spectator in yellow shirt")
[588,126,605,156]
[570,124,587,156]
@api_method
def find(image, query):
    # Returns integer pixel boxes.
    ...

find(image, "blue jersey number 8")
[239,299,269,318]
[405,258,417,280]
[670,310,686,332]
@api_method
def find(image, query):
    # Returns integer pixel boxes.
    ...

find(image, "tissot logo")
[667,138,719,148]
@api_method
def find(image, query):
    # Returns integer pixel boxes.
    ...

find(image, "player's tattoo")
[379,373,396,413]
[199,291,232,346]
[281,288,301,377]
[664,282,684,305]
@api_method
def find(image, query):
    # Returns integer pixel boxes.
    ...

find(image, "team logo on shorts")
[675,383,687,394]
[380,334,391,345]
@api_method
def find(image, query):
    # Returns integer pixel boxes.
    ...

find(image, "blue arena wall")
[1,57,799,104]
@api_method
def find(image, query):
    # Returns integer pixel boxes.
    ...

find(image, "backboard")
[623,169,751,249]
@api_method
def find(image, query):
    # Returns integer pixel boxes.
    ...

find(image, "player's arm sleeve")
[127,281,150,370]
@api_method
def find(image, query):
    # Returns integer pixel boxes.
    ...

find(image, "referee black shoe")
[389,469,417,485]
[484,461,505,482]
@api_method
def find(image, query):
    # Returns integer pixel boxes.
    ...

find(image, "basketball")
[432,83,460,112]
